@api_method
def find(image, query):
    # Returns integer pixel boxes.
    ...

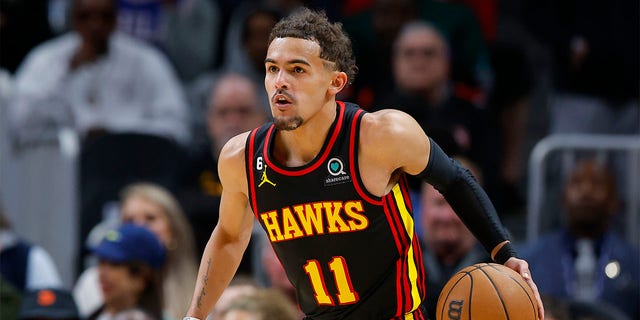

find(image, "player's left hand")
[504,257,545,320]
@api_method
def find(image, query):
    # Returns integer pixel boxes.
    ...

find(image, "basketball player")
[185,8,544,320]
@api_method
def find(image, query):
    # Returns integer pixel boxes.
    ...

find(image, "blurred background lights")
[604,261,620,279]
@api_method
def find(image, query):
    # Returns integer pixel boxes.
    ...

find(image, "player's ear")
[328,71,348,95]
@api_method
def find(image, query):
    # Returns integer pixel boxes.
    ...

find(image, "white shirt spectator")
[0,229,63,290]
[9,32,189,145]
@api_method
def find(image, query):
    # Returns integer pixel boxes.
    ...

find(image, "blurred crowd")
[0,0,638,319]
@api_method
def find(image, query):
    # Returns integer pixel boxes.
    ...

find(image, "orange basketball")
[436,263,538,320]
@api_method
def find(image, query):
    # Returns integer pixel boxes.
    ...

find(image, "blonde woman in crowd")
[75,183,199,320]
[217,288,300,320]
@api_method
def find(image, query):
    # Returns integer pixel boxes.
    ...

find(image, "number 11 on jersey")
[303,256,359,306]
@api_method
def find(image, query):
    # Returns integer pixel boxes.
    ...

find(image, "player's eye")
[267,65,278,73]
[294,66,304,73]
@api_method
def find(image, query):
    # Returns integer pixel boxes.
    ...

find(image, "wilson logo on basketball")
[447,300,463,320]
[436,263,538,320]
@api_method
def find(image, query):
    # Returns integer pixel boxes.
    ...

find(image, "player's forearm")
[186,227,249,319]
[438,171,515,262]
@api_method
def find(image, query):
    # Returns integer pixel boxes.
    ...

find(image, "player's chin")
[274,116,303,131]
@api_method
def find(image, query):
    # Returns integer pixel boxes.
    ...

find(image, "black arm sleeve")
[417,138,517,264]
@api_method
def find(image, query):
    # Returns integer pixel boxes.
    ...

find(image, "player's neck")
[273,101,337,167]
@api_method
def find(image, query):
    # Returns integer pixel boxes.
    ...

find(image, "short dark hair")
[268,7,358,85]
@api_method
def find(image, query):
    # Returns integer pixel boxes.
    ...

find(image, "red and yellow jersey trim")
[383,176,426,318]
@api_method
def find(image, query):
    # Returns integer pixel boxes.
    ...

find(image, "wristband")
[491,240,517,264]
[184,317,201,320]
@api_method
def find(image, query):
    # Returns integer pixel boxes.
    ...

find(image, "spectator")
[416,0,492,105]
[87,223,166,320]
[187,6,282,130]
[217,288,299,320]
[209,275,260,320]
[180,72,268,256]
[119,183,198,319]
[222,6,283,102]
[205,74,270,161]
[341,0,417,107]
[0,207,63,291]
[223,0,302,76]
[18,288,81,320]
[217,0,340,98]
[419,157,491,320]
[375,21,499,196]
[0,207,63,320]
[115,0,220,82]
[75,183,198,320]
[520,158,639,319]
[342,0,492,108]
[8,0,189,147]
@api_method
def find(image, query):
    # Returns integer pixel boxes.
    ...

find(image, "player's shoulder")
[218,131,251,165]
[361,108,421,140]
[217,131,253,194]
[357,107,429,174]
[364,108,416,123]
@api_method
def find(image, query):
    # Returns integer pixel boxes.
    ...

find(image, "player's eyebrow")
[264,58,312,67]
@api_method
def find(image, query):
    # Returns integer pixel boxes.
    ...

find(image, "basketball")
[436,263,538,320]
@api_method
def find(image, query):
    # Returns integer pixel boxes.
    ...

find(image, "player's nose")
[274,70,289,89]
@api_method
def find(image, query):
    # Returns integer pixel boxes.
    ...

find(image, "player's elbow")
[211,221,253,251]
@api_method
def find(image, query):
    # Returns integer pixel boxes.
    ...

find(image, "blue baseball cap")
[92,223,166,269]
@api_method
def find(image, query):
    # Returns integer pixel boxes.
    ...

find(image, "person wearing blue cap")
[88,223,166,320]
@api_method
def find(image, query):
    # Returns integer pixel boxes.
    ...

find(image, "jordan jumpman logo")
[259,168,276,187]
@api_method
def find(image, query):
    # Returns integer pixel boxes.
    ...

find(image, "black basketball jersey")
[245,102,426,319]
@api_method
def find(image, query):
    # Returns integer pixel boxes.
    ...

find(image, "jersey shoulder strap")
[245,123,273,214]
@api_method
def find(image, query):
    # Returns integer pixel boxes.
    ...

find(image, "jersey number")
[256,156,264,170]
[303,256,359,306]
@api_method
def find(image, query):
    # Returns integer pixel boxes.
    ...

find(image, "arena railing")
[527,134,640,246]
